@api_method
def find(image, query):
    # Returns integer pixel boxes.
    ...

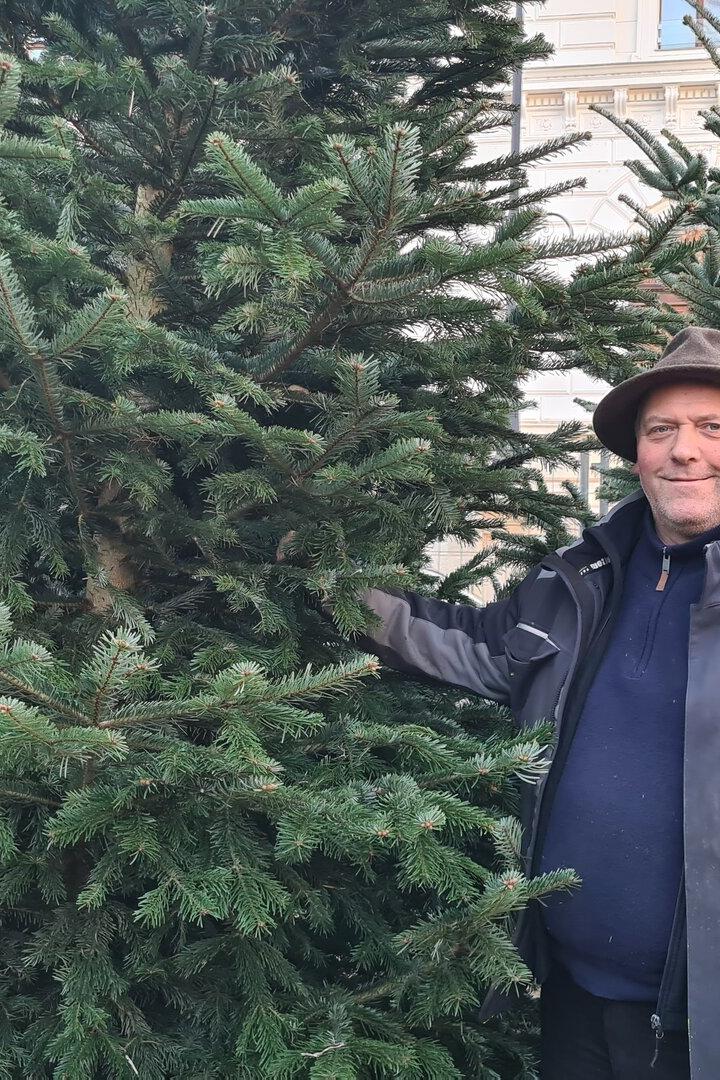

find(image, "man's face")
[634,381,720,545]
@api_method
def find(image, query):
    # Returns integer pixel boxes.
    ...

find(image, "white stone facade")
[520,0,719,242]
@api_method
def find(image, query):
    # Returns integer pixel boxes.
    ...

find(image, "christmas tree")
[0,3,682,1077]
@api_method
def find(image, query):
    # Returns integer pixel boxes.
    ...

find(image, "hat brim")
[593,365,720,462]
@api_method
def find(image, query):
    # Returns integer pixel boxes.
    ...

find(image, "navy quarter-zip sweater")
[539,512,720,1001]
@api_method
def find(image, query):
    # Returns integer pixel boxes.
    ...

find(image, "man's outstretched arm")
[352,585,520,703]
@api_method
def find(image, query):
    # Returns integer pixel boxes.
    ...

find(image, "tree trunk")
[125,183,173,322]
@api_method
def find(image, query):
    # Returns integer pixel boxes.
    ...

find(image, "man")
[352,327,720,1080]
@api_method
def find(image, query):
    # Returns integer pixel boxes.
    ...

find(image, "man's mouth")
[661,477,714,483]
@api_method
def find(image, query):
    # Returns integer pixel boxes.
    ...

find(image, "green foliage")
[0,603,573,1078]
[0,0,674,1076]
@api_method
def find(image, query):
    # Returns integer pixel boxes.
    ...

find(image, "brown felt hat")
[593,326,720,462]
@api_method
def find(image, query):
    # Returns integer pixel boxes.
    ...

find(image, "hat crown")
[656,326,720,372]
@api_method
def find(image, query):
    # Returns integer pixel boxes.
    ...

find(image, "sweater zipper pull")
[650,1013,664,1068]
[656,548,671,591]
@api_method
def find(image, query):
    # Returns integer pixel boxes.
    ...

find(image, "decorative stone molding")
[664,84,679,126]
[564,90,578,131]
[527,92,564,108]
[679,85,716,100]
[613,88,628,119]
[628,87,664,102]
[578,90,613,105]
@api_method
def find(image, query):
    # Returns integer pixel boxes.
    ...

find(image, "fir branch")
[329,139,377,219]
[0,665,90,726]
[256,293,346,383]
[0,787,61,808]
[48,289,127,362]
[205,132,285,222]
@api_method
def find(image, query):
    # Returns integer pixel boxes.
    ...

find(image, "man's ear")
[631,462,640,476]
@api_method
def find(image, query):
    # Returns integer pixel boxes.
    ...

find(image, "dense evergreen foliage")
[0,2,682,1076]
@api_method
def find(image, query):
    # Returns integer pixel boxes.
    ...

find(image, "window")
[659,0,720,49]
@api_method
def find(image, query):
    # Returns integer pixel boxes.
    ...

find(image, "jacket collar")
[557,489,647,573]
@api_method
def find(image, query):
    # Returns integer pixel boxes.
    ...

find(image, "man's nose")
[670,426,701,462]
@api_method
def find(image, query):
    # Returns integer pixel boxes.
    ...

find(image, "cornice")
[524,53,717,92]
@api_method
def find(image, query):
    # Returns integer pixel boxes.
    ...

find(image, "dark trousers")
[540,965,690,1080]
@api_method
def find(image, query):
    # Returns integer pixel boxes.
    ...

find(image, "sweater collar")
[557,489,720,575]
[642,509,720,561]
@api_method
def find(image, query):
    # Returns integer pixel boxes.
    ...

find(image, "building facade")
[521,0,719,241]
[427,0,719,592]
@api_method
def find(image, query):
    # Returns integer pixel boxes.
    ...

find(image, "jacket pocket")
[503,623,560,711]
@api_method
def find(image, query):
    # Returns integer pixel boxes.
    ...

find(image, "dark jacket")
[358,490,719,1080]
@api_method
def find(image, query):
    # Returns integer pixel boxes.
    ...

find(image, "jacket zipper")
[656,547,671,591]
[647,543,674,1068]
[650,872,685,1070]
[650,1013,664,1068]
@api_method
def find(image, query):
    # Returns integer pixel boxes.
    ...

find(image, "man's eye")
[648,425,670,435]
[704,423,720,432]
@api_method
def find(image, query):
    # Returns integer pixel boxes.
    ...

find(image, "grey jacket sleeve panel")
[356,586,518,702]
